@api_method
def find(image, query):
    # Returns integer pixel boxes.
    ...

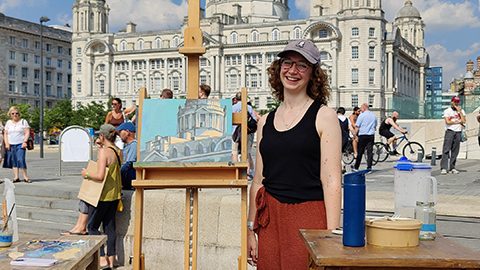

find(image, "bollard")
[431,147,436,166]
[417,150,423,162]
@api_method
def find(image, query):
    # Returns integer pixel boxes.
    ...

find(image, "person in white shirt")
[3,106,31,182]
[440,96,466,175]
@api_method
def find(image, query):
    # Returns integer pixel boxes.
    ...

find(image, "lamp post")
[39,16,50,158]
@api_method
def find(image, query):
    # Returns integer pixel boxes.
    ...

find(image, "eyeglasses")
[12,113,19,115]
[281,58,311,73]
[112,103,118,105]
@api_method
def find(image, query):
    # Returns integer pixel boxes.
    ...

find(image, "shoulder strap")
[108,146,121,165]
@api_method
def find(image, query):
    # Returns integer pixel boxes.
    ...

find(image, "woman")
[0,119,4,166]
[82,124,122,269]
[247,40,342,269]
[3,106,31,183]
[105,98,136,149]
[349,106,361,155]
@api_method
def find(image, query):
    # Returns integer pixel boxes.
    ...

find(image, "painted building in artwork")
[71,0,429,118]
[0,13,72,111]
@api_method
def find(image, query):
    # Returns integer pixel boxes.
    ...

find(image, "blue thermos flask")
[343,169,369,247]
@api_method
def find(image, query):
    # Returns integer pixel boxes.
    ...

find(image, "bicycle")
[342,139,379,166]
[374,134,424,162]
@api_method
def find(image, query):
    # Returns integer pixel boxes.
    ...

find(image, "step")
[15,195,78,211]
[3,185,80,200]
[17,218,74,236]
[15,205,78,225]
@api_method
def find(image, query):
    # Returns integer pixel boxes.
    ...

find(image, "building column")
[331,40,339,108]
[261,52,266,92]
[220,55,225,97]
[387,51,393,91]
[215,55,220,95]
[128,60,133,94]
[241,54,246,88]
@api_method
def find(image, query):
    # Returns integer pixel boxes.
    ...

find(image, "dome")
[465,71,474,79]
[396,1,421,19]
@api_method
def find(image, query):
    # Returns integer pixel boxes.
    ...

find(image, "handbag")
[26,137,34,150]
[461,126,467,142]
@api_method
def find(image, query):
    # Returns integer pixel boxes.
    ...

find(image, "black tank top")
[338,117,349,147]
[260,100,324,204]
[379,118,392,133]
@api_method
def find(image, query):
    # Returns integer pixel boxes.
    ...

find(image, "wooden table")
[299,230,480,269]
[0,234,107,270]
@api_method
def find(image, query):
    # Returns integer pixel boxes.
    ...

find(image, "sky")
[1,0,479,88]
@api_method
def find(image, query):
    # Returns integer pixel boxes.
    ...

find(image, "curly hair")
[267,59,331,105]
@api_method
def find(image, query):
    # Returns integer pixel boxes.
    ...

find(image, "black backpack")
[246,112,257,134]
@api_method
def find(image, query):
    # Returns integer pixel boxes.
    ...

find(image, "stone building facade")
[71,0,429,117]
[0,13,72,111]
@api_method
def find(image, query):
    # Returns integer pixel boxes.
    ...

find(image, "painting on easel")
[139,99,233,162]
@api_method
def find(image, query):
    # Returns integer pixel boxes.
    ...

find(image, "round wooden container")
[366,218,422,247]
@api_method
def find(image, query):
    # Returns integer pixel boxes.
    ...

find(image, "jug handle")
[430,176,438,205]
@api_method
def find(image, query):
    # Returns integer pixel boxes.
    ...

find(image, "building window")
[35,41,40,49]
[433,67,442,73]
[293,27,302,39]
[369,27,375,37]
[230,32,238,44]
[22,83,28,93]
[68,87,71,98]
[200,75,207,85]
[46,58,51,66]
[99,80,105,92]
[352,27,359,36]
[352,69,359,84]
[34,55,40,64]
[351,94,358,107]
[77,63,82,73]
[58,60,63,68]
[272,29,280,41]
[46,85,51,96]
[366,0,371,7]
[67,74,71,83]
[22,68,28,78]
[46,101,52,108]
[172,36,180,47]
[137,39,144,50]
[46,44,51,52]
[155,38,162,48]
[57,86,63,97]
[230,74,238,88]
[354,0,359,7]
[34,69,40,79]
[250,30,259,42]
[57,73,63,82]
[22,54,28,62]
[404,29,408,39]
[77,47,82,56]
[68,61,71,69]
[9,36,15,45]
[68,48,71,55]
[369,69,375,84]
[46,71,52,81]
[369,94,375,107]
[319,29,328,38]
[9,66,15,76]
[352,46,359,59]
[8,81,15,92]
[10,51,15,60]
[172,76,179,90]
[320,51,330,61]
[369,46,375,59]
[58,46,63,54]
[77,80,82,92]
[34,84,40,94]
[254,97,259,108]
[120,40,127,51]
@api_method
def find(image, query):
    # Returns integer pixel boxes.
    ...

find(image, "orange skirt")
[254,187,327,270]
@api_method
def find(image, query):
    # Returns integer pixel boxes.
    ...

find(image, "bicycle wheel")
[375,142,389,162]
[402,142,424,161]
[342,142,355,165]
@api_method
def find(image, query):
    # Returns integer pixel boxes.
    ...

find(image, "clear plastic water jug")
[394,157,437,218]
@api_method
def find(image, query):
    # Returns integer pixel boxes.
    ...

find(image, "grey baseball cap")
[99,124,115,137]
[278,39,321,65]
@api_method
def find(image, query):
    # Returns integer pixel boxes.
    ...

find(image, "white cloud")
[384,0,480,33]
[56,12,72,27]
[0,0,46,12]
[294,0,310,17]
[427,42,480,82]
[108,0,188,31]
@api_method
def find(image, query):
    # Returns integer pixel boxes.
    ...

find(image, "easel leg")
[185,188,199,270]
[133,188,144,270]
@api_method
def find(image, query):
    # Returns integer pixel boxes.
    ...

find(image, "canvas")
[139,99,232,162]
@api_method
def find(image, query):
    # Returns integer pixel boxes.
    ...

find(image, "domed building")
[71,0,429,118]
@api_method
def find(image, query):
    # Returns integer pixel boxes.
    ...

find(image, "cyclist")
[379,111,407,155]
[349,106,361,155]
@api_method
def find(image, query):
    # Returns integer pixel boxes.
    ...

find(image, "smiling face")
[280,52,313,95]
[10,110,20,120]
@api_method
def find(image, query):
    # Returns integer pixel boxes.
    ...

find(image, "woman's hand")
[81,168,88,179]
[21,142,27,149]
[5,143,10,151]
[247,232,258,266]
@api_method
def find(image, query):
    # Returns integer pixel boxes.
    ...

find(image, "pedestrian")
[3,106,31,183]
[247,39,341,269]
[440,96,466,175]
[337,107,356,153]
[477,111,480,147]
[104,98,136,149]
[349,106,360,155]
[198,84,211,99]
[0,119,4,167]
[83,124,122,269]
[116,122,137,190]
[354,103,377,171]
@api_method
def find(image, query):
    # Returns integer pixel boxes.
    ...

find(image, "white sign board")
[60,127,91,162]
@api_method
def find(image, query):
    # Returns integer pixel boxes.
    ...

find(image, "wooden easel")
[131,0,249,267]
